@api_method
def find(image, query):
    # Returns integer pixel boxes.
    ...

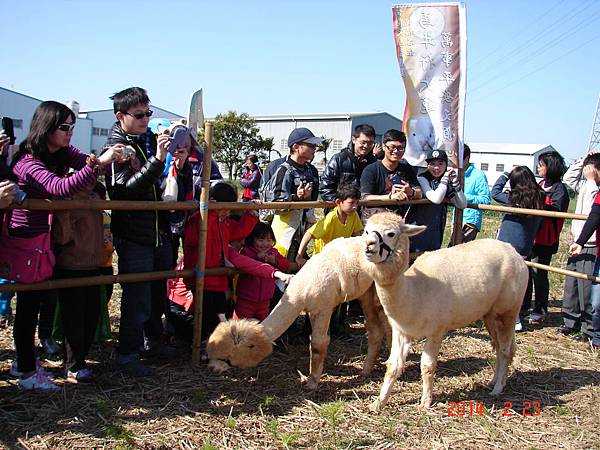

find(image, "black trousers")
[14,289,57,373]
[56,269,101,372]
[523,244,555,314]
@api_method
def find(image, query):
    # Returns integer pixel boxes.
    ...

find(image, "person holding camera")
[101,87,176,377]
[360,129,422,219]
[269,128,320,259]
[409,149,466,253]
[6,101,122,392]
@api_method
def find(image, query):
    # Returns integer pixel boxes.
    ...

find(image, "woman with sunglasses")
[8,101,122,392]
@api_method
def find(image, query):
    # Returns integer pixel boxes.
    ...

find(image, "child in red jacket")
[234,222,297,321]
[167,183,292,346]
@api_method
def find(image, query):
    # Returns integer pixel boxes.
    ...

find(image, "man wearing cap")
[410,148,466,253]
[270,127,321,258]
[360,129,421,218]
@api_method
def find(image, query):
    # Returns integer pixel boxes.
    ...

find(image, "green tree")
[317,136,332,166]
[199,111,269,179]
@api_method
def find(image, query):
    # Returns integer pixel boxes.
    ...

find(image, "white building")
[0,86,93,153]
[252,112,403,168]
[0,86,183,155]
[467,143,557,185]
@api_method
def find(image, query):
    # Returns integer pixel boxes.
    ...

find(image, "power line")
[468,6,600,95]
[470,0,596,83]
[469,31,600,104]
[470,0,567,67]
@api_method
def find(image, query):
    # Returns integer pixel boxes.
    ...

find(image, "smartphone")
[1,117,15,145]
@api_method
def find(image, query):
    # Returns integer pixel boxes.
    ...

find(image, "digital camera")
[122,145,136,159]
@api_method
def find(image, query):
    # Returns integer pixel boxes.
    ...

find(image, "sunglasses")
[57,123,75,132]
[124,109,153,120]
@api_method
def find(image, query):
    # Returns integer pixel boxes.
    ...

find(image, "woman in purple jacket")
[9,101,123,392]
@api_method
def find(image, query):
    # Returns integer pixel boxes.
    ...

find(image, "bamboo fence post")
[450,165,465,246]
[191,122,214,368]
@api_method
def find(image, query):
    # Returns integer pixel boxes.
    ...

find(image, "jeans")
[589,257,600,346]
[114,236,173,362]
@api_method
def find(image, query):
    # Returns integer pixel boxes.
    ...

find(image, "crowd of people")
[1,85,599,394]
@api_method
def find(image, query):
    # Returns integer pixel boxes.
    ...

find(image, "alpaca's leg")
[490,312,517,396]
[358,287,384,376]
[304,311,331,390]
[370,328,410,411]
[420,333,443,408]
[483,314,500,386]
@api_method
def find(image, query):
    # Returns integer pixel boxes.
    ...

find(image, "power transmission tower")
[589,93,600,151]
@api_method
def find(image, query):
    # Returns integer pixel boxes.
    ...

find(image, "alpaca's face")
[207,320,273,368]
[363,222,404,263]
[363,213,427,263]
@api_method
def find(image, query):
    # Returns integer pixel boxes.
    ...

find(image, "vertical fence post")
[450,166,465,246]
[192,121,214,368]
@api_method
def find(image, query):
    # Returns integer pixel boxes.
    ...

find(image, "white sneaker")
[515,319,523,332]
[18,369,60,392]
[10,358,47,378]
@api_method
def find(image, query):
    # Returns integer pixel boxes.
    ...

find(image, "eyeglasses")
[300,143,317,150]
[385,144,405,152]
[356,140,374,147]
[124,109,153,120]
[57,123,75,132]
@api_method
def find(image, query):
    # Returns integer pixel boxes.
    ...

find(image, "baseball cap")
[287,128,323,148]
[425,149,448,163]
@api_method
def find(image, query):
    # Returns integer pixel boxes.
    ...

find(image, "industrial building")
[467,142,557,185]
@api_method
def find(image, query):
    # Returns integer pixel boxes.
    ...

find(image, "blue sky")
[1,0,599,160]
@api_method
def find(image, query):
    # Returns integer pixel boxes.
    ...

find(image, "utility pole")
[589,93,600,151]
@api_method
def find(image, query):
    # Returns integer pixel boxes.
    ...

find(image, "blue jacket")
[461,164,490,230]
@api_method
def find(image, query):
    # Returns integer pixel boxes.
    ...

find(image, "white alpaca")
[361,212,528,410]
[405,116,436,166]
[207,236,391,389]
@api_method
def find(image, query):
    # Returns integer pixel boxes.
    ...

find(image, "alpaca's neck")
[261,293,305,340]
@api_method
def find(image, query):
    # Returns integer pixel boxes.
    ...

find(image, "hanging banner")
[392,2,466,168]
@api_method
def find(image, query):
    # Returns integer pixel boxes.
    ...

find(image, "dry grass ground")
[0,211,599,449]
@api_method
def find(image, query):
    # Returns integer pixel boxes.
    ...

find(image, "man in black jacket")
[319,124,377,201]
[102,87,173,376]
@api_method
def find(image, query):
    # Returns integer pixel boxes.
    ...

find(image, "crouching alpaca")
[361,212,528,410]
[207,235,391,389]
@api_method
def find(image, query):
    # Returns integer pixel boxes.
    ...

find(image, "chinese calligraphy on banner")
[393,2,466,168]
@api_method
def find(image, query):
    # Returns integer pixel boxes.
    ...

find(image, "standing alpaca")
[361,212,528,410]
[207,235,391,389]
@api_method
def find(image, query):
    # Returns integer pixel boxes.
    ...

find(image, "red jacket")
[168,210,276,311]
[534,180,569,251]
[236,245,290,303]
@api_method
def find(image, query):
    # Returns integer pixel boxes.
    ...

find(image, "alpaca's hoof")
[368,399,382,412]
[360,367,373,378]
[419,398,432,409]
[490,386,503,396]
[304,378,318,391]
[207,359,230,374]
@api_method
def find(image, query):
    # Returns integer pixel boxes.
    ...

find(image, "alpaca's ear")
[230,323,240,344]
[400,224,427,237]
